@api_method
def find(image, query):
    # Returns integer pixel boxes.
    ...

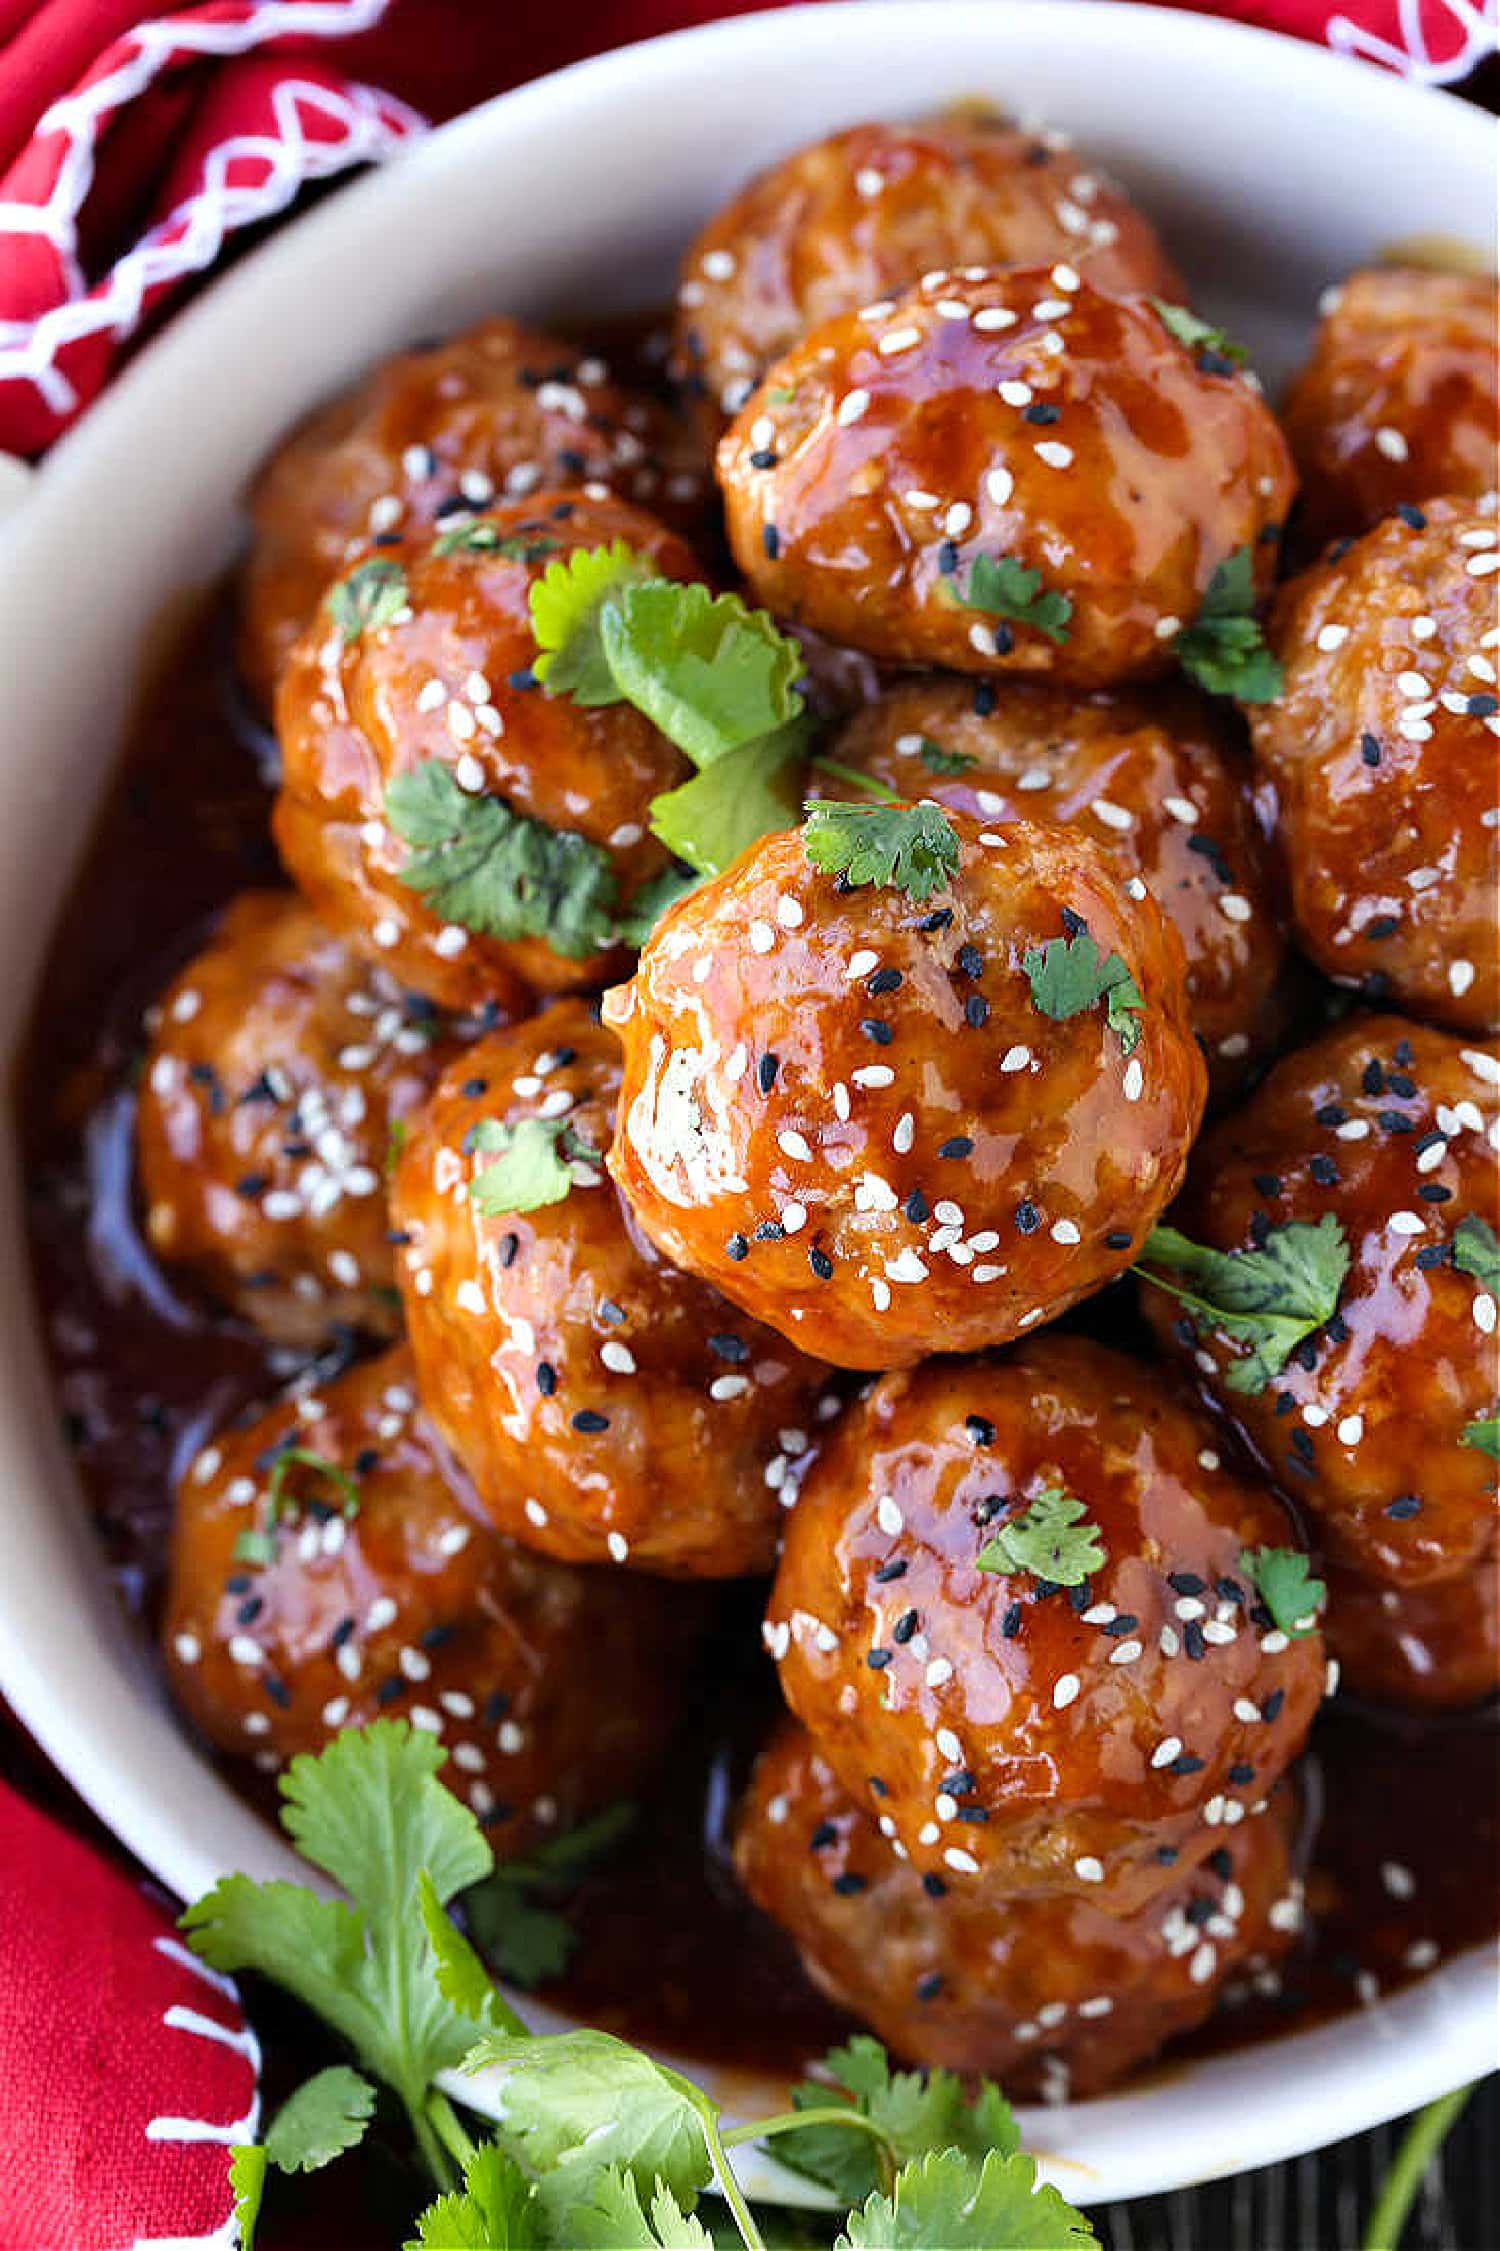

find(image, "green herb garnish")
[1452,1215,1500,1293]
[802,800,961,902]
[1021,928,1144,1055]
[1137,1216,1351,1393]
[976,1488,1106,1587]
[958,554,1072,646]
[1149,299,1250,366]
[916,737,979,777]
[464,1805,635,1989]
[432,522,563,563]
[385,760,618,960]
[1174,547,1283,703]
[650,727,807,878]
[330,558,409,642]
[468,1116,600,1219]
[1461,1414,1500,1460]
[1239,1544,1327,1637]
[597,581,806,768]
[233,1446,361,1567]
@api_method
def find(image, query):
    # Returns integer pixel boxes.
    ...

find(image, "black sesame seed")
[1186,1895,1217,1926]
[375,1675,406,1706]
[757,1054,780,1093]
[1172,1752,1207,1775]
[1418,1183,1453,1203]
[957,942,984,978]
[235,1596,263,1627]
[509,667,538,691]
[1414,1242,1449,1269]
[956,1805,990,1824]
[1365,915,1400,940]
[1325,1314,1349,1344]
[483,1689,511,1723]
[942,1770,977,1795]
[1208,1849,1233,1881]
[809,1821,838,1852]
[1253,1171,1284,1196]
[749,447,778,470]
[263,1674,291,1710]
[1014,1200,1041,1234]
[940,1136,974,1159]
[874,1559,909,1583]
[1395,503,1427,530]
[1184,1620,1208,1662]
[832,1873,867,1896]
[905,1189,930,1225]
[809,1246,835,1280]
[710,1333,749,1363]
[235,1172,270,1198]
[1360,733,1382,767]
[971,683,997,717]
[461,1076,489,1098]
[1169,1572,1206,1596]
[572,1409,609,1433]
[868,967,903,995]
[869,1776,889,1798]
[421,1623,455,1651]
[1362,1058,1386,1096]
[965,1415,996,1446]
[1102,1614,1140,1637]
[1262,1689,1285,1721]
[1023,401,1061,424]
[1156,1845,1181,1865]
[892,1609,920,1644]
[1378,1109,1414,1134]
[727,1233,749,1261]
[1060,906,1087,938]
[1291,1337,1319,1372]
[991,621,1014,655]
[937,538,961,575]
[1001,1601,1023,1639]
[536,1362,557,1396]
[330,1616,356,1649]
[964,993,990,1028]
[1309,1155,1340,1185]
[1385,1493,1422,1520]
[1468,694,1499,718]
[918,907,955,933]
[922,1872,949,1898]
[1229,1761,1255,1785]
[867,1648,892,1670]
[1388,1071,1417,1098]
[860,1018,894,1045]
[497,1232,519,1269]
[599,1299,625,1325]
[1105,1229,1132,1251]
[762,524,781,560]
[753,1220,785,1241]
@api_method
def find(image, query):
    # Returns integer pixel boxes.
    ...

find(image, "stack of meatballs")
[144,113,1498,2106]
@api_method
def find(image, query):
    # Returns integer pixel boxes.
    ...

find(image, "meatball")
[136,892,474,1347]
[765,1338,1326,1908]
[1141,1016,1499,1590]
[1325,1551,1498,1714]
[274,493,703,1010]
[239,318,708,709]
[717,271,1294,686]
[735,1719,1305,2098]
[1280,269,1498,550]
[603,812,1205,1371]
[674,117,1183,417]
[390,1002,835,1576]
[1249,498,1499,1035]
[827,675,1288,1099]
[161,1346,695,1854]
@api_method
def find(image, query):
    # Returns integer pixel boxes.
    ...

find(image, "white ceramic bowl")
[0,0,1494,2208]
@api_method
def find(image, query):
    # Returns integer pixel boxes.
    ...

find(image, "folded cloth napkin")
[0,0,1493,454]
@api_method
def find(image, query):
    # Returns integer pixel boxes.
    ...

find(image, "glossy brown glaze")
[1324,1548,1500,1713]
[766,1337,1327,1908]
[827,675,1289,1101]
[274,492,703,1008]
[239,317,711,709]
[1142,1015,1499,1597]
[717,272,1295,685]
[162,1345,697,1857]
[672,117,1184,416]
[604,814,1206,1370]
[390,1002,836,1577]
[1280,270,1499,551]
[1249,497,1500,1036]
[735,1718,1304,2098]
[135,890,476,1348]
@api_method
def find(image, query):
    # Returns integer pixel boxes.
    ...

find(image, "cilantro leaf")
[385,760,618,961]
[263,2066,377,2172]
[775,2036,1018,2206]
[1240,1544,1327,1637]
[268,1446,359,1521]
[1453,1215,1500,1294]
[650,725,807,876]
[464,1804,636,1989]
[563,2168,715,2249]
[977,1487,1105,1587]
[407,2144,542,2249]
[917,737,978,777]
[468,1116,600,1219]
[465,2029,715,2212]
[615,864,703,946]
[433,522,563,563]
[1461,1414,1500,1460]
[1149,299,1250,366]
[1022,929,1144,1054]
[959,555,1072,646]
[330,558,409,643]
[839,2149,1098,2249]
[418,1870,528,2033]
[1137,1216,1350,1393]
[1174,547,1284,703]
[803,800,960,903]
[229,2144,268,2251]
[530,541,658,704]
[601,583,807,768]
[182,1721,492,2164]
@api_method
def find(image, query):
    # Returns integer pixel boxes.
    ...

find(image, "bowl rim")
[1,0,1495,2210]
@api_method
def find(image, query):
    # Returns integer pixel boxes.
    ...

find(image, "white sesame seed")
[433,925,468,959]
[607,1531,630,1563]
[1219,893,1253,923]
[854,166,884,198]
[1316,624,1349,652]
[524,1498,548,1528]
[1164,796,1197,825]
[1123,1058,1144,1103]
[1035,440,1073,470]
[1091,797,1133,832]
[601,1341,636,1375]
[985,466,1015,508]
[1000,1045,1032,1072]
[749,920,776,954]
[837,389,871,426]
[702,248,736,279]
[173,1632,202,1666]
[1107,1639,1144,1666]
[778,1129,813,1163]
[1389,1210,1426,1236]
[926,1656,954,1688]
[942,501,973,538]
[1053,1672,1081,1710]
[944,1848,981,1874]
[1450,961,1476,997]
[877,1496,904,1536]
[1374,426,1409,461]
[1050,1218,1081,1245]
[878,325,922,357]
[1074,1855,1105,1883]
[776,895,805,929]
[892,1111,916,1153]
[1336,1414,1364,1446]
[997,379,1033,408]
[228,1634,262,1668]
[974,307,1018,332]
[780,1202,807,1235]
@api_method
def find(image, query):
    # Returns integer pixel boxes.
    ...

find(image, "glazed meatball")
[674,117,1183,416]
[765,1338,1326,1908]
[390,1003,835,1576]
[1141,1016,1499,1590]
[1325,1552,1498,1714]
[1249,498,1499,1035]
[718,271,1295,686]
[240,318,708,709]
[603,812,1205,1371]
[137,892,473,1347]
[1280,270,1498,550]
[274,493,703,1011]
[735,1719,1305,2098]
[827,676,1288,1098]
[161,1346,695,1853]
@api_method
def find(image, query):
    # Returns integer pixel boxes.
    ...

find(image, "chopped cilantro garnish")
[463,1803,635,1991]
[802,800,960,902]
[432,522,563,563]
[1239,1544,1326,1636]
[330,558,408,642]
[530,541,659,703]
[233,1446,360,1569]
[1022,928,1144,1055]
[774,2035,1017,2205]
[385,760,618,960]
[917,737,978,777]
[649,725,807,877]
[976,1487,1106,1587]
[1149,299,1250,366]
[958,554,1072,646]
[1453,1215,1500,1294]
[468,1116,600,1219]
[1137,1215,1351,1393]
[841,2148,1097,2248]
[1461,1414,1500,1461]
[1174,547,1284,703]
[598,582,806,768]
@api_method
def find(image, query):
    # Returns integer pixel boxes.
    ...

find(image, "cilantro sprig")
[182,1722,1096,2251]
[1136,1215,1351,1393]
[468,1116,602,1220]
[330,557,409,642]
[1150,299,1250,368]
[464,1803,636,1987]
[916,737,978,777]
[976,1487,1106,1587]
[1453,1215,1500,1294]
[1462,1413,1500,1461]
[1174,547,1284,703]
[802,800,961,903]
[1022,928,1145,1055]
[1240,1544,1327,1637]
[957,554,1072,646]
